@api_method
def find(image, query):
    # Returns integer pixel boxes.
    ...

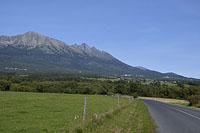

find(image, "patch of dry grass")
[140,97,189,106]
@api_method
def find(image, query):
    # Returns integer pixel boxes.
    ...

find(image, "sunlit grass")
[0,91,154,133]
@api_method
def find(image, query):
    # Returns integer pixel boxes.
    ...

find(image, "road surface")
[144,99,200,133]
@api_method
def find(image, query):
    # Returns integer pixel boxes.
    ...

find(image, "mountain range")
[0,32,192,80]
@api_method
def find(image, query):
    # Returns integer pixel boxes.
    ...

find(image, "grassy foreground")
[0,91,154,133]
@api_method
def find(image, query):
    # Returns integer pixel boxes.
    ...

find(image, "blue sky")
[0,0,200,78]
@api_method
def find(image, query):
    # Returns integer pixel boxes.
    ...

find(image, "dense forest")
[1,73,200,106]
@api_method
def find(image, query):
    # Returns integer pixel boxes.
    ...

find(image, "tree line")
[1,75,200,101]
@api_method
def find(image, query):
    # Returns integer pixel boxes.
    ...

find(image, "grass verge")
[81,100,155,133]
[0,91,155,133]
[140,97,189,106]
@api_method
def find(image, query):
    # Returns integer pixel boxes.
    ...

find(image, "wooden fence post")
[118,94,120,107]
[83,96,87,121]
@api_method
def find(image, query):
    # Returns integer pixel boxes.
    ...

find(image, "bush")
[12,84,29,92]
[132,92,138,99]
[187,95,200,106]
[0,80,11,91]
[75,127,83,133]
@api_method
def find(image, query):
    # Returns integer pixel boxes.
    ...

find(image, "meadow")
[0,91,154,133]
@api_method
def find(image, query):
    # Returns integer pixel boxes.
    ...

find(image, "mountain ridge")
[0,32,195,80]
[0,32,113,60]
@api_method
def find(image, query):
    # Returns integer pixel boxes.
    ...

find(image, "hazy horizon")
[0,0,199,78]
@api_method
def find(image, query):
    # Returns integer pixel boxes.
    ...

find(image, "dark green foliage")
[76,128,83,133]
[187,95,200,107]
[0,74,200,100]
[0,80,11,91]
[132,92,138,98]
[114,81,128,94]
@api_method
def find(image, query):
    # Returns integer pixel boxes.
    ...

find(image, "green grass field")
[0,91,154,133]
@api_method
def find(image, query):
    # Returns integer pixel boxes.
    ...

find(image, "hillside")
[0,32,189,80]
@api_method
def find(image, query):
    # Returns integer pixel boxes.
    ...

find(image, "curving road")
[144,99,200,133]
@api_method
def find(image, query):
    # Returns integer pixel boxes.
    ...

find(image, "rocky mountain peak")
[80,43,90,48]
[0,32,114,60]
[18,31,45,45]
[23,31,42,36]
[70,43,113,60]
[0,31,67,48]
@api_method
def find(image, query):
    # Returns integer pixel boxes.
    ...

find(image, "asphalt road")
[144,99,200,133]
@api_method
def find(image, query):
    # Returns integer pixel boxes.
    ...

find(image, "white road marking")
[174,108,200,120]
[146,99,200,121]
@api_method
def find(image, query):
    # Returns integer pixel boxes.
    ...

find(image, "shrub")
[187,95,200,106]
[0,80,11,91]
[75,127,83,133]
[132,92,138,99]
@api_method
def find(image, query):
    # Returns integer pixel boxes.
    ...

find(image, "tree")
[0,80,11,91]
